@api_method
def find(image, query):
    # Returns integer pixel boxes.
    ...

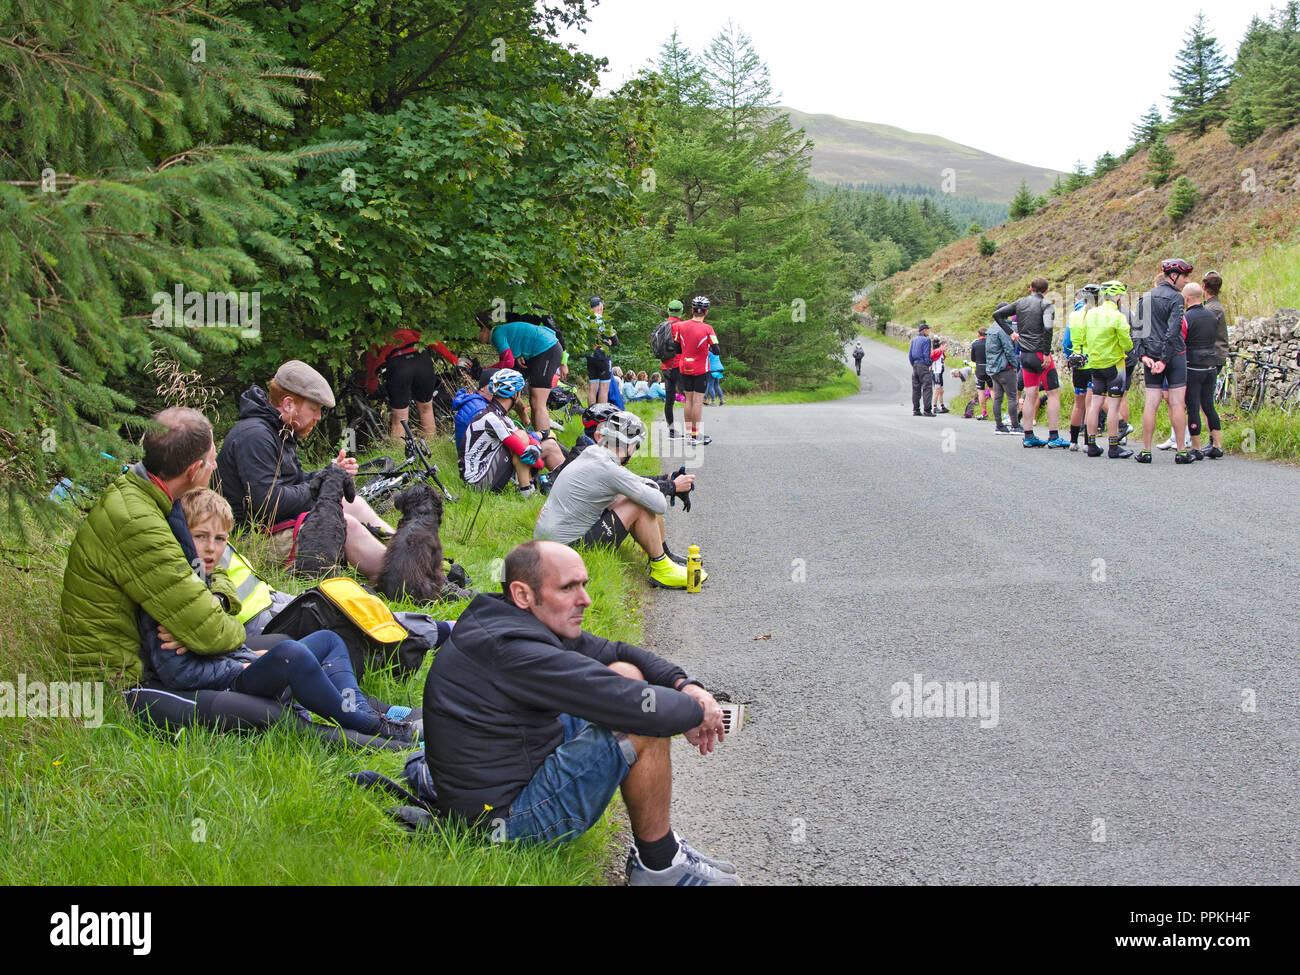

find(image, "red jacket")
[365,330,458,393]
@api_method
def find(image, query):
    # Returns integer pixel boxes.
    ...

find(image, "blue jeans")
[504,714,637,844]
[233,631,379,734]
[705,375,723,401]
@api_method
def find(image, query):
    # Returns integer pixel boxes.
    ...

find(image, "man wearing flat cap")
[216,360,390,578]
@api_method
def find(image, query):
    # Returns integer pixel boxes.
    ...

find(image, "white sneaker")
[626,841,742,886]
[1157,435,1177,450]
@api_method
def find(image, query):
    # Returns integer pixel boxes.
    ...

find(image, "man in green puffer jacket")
[58,408,247,682]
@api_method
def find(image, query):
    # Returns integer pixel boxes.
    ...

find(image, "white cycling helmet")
[598,411,647,453]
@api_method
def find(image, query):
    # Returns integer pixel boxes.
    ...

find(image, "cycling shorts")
[522,342,563,390]
[384,348,436,409]
[1021,352,1060,391]
[975,372,991,391]
[580,507,630,550]
[585,349,611,382]
[1071,365,1092,395]
[679,372,708,394]
[1143,353,1187,390]
[1123,358,1138,391]
[1090,364,1124,397]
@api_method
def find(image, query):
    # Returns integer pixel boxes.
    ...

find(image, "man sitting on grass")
[533,410,699,589]
[423,540,739,885]
[461,369,564,497]
[59,407,247,681]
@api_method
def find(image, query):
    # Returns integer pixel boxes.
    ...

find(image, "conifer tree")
[0,0,328,521]
[1008,180,1037,220]
[1131,104,1165,148]
[1168,12,1231,135]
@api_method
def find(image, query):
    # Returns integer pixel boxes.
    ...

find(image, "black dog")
[291,466,356,578]
[377,484,474,603]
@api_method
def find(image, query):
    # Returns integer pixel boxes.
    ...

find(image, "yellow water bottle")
[686,544,702,593]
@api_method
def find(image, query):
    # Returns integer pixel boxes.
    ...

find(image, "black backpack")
[650,319,681,361]
[263,584,433,681]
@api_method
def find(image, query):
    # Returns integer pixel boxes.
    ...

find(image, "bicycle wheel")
[1282,381,1300,416]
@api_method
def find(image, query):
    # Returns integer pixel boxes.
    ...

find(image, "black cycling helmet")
[1161,258,1194,276]
[581,402,620,430]
[691,295,710,312]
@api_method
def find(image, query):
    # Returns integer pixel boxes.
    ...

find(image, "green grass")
[0,407,666,885]
[727,366,861,405]
[1223,241,1300,320]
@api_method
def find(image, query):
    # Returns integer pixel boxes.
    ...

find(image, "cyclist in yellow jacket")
[1077,281,1135,459]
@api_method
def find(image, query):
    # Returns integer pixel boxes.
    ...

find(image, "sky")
[559,0,1266,174]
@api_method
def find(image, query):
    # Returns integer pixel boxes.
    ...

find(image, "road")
[645,336,1300,885]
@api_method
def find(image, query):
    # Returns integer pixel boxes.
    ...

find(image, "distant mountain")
[780,107,1060,203]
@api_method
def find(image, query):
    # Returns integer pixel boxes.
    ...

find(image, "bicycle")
[1214,354,1239,406]
[547,381,584,431]
[355,418,457,513]
[339,380,388,452]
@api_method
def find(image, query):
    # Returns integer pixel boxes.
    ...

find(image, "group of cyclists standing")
[956,259,1229,464]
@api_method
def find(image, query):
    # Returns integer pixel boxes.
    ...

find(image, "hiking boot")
[626,841,742,886]
[1204,445,1224,459]
[1108,445,1134,459]
[994,425,1016,435]
[1023,435,1047,448]
[1174,451,1194,464]
[376,716,421,745]
[649,555,705,589]
[1135,451,1153,464]
[1086,444,1104,457]
[1157,435,1177,450]
[1046,436,1070,449]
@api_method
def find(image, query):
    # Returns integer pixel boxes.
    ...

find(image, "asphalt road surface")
[646,336,1300,885]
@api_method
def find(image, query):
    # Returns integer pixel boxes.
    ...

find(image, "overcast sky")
[560,0,1264,174]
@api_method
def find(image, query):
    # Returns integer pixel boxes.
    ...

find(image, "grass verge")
[727,366,861,405]
[0,407,665,884]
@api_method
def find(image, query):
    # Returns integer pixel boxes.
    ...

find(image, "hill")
[781,106,1061,202]
[873,125,1300,336]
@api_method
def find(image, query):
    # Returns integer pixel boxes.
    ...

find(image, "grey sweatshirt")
[534,444,667,543]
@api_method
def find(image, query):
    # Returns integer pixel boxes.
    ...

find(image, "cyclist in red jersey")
[672,297,719,446]
[661,299,684,438]
[365,329,459,439]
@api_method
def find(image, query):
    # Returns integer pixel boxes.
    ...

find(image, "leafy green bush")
[977,235,997,256]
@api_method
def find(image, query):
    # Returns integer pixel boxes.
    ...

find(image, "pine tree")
[1147,139,1176,188]
[1168,12,1232,135]
[1093,152,1119,177]
[1227,98,1265,146]
[1165,176,1198,221]
[1254,2,1300,129]
[1064,160,1092,192]
[1009,180,1037,220]
[1131,104,1165,148]
[0,0,327,520]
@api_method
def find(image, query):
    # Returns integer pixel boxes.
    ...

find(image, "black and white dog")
[377,484,474,604]
[291,465,356,578]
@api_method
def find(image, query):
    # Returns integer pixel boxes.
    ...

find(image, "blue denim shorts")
[504,714,637,844]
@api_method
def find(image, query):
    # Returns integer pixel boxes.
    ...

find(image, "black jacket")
[993,294,1054,355]
[970,337,987,373]
[1184,304,1220,368]
[216,386,317,526]
[1138,281,1187,363]
[423,593,703,819]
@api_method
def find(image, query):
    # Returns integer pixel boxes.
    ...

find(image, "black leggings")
[1186,365,1220,437]
[233,631,380,734]
[663,368,679,427]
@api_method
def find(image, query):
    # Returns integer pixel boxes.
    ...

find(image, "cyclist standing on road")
[994,277,1066,448]
[1182,282,1224,460]
[1064,286,1099,450]
[659,299,685,439]
[1078,281,1134,459]
[1136,259,1194,464]
[673,297,719,446]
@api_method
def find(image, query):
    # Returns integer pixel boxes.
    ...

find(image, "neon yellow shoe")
[648,554,706,588]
